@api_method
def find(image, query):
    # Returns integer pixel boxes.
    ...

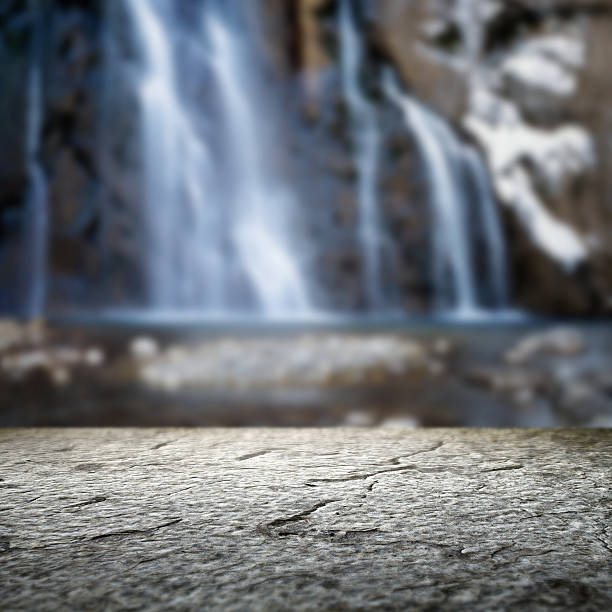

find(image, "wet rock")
[593,370,612,396]
[426,359,446,377]
[431,337,453,357]
[50,366,71,387]
[0,340,105,384]
[0,319,45,352]
[558,381,611,423]
[504,327,586,364]
[548,359,612,422]
[0,323,610,427]
[343,410,376,427]
[465,366,550,395]
[140,335,429,392]
[83,347,105,367]
[129,336,160,360]
[378,415,419,428]
[588,413,612,427]
[513,387,537,407]
[0,319,27,353]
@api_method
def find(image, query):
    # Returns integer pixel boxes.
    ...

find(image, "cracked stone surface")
[0,428,610,610]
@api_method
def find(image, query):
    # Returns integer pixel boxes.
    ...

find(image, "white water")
[23,0,47,318]
[385,72,508,314]
[126,0,311,315]
[204,3,311,315]
[127,0,221,309]
[338,0,383,308]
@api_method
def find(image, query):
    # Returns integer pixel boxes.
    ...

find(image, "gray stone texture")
[0,428,610,610]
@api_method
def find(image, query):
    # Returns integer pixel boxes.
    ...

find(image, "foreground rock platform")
[1,428,610,610]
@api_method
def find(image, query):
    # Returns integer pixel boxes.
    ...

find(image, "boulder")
[504,327,586,364]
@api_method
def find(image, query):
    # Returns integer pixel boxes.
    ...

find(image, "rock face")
[1,0,612,314]
[367,0,612,314]
[0,0,144,311]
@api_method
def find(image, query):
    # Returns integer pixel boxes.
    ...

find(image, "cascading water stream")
[384,72,508,315]
[126,0,311,316]
[465,149,509,308]
[385,75,476,313]
[23,0,48,318]
[204,2,311,315]
[454,0,509,309]
[127,0,222,309]
[433,120,509,310]
[338,0,384,309]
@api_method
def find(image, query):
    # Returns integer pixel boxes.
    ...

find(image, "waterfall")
[338,0,384,309]
[127,0,223,310]
[384,72,508,315]
[465,149,509,308]
[126,0,311,316]
[23,0,48,318]
[204,2,311,315]
[110,1,511,320]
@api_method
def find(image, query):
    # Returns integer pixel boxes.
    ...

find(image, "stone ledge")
[0,428,610,610]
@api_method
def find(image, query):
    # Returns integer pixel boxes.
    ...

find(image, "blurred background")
[0,0,611,427]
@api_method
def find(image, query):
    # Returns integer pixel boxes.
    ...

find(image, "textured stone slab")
[0,428,610,610]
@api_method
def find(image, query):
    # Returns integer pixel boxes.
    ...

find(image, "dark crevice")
[307,442,449,485]
[67,495,107,509]
[595,535,612,554]
[151,440,177,450]
[89,517,182,541]
[490,544,514,559]
[481,464,524,473]
[386,441,446,465]
[236,448,283,462]
[307,464,418,485]
[265,499,339,531]
[127,550,177,571]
